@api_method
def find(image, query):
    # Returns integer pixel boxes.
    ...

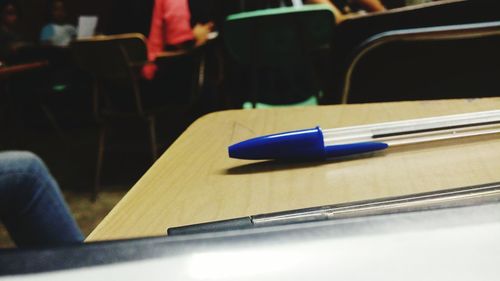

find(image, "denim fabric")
[0,151,83,248]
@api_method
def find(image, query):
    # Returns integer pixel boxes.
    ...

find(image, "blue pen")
[229,110,500,160]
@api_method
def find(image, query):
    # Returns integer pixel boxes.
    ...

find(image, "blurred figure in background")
[0,151,83,248]
[347,0,386,11]
[147,0,213,59]
[308,0,386,23]
[40,0,76,47]
[405,0,433,5]
[0,0,23,61]
[143,0,214,80]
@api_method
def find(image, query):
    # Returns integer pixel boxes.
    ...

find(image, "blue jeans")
[0,151,83,248]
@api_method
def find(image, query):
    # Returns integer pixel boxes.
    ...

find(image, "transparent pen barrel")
[323,110,500,146]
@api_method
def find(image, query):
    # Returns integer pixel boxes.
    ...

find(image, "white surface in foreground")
[4,220,499,281]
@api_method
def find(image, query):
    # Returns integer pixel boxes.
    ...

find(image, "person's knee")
[0,151,49,177]
[0,151,55,211]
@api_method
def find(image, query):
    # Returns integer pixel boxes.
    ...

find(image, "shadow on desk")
[223,153,383,175]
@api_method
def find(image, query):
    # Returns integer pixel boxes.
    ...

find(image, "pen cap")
[228,127,325,160]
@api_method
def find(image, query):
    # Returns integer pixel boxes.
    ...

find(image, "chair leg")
[251,64,259,109]
[40,103,66,141]
[94,124,107,202]
[191,53,205,104]
[147,117,158,162]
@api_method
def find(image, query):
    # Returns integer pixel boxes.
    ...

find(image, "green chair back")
[224,5,335,68]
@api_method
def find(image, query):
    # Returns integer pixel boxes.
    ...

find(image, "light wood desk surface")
[88,98,500,241]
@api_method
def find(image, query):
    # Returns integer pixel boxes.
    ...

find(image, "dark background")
[13,0,407,42]
[15,0,154,41]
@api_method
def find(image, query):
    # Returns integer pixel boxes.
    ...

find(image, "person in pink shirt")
[143,0,213,79]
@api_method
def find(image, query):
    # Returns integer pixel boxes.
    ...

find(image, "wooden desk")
[87,98,500,241]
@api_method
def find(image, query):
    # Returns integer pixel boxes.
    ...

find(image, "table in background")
[0,60,48,96]
[0,61,48,78]
[87,98,500,241]
[0,61,49,148]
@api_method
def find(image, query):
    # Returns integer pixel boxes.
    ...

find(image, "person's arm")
[40,25,54,45]
[350,0,385,12]
[192,22,214,47]
[146,0,166,61]
[306,0,345,23]
[68,25,77,40]
[142,0,165,80]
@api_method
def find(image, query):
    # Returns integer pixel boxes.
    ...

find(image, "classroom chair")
[323,0,500,103]
[341,21,500,103]
[223,4,335,108]
[71,34,205,200]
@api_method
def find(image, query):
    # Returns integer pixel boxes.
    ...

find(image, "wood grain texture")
[87,98,500,241]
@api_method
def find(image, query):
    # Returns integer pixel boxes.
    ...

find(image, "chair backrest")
[323,0,500,103]
[224,5,334,68]
[222,5,334,105]
[190,0,296,27]
[342,21,500,103]
[71,33,147,80]
[71,34,148,114]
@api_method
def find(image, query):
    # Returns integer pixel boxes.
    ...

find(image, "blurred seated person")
[40,0,76,47]
[308,0,386,23]
[405,0,434,6]
[346,0,386,11]
[0,151,83,248]
[0,0,25,61]
[143,0,214,80]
